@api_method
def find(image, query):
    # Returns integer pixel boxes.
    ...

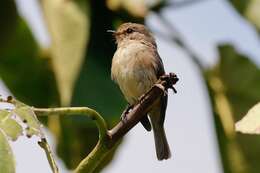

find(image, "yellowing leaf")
[41,0,90,106]
[0,129,15,173]
[106,0,162,18]
[236,102,260,134]
[245,0,260,30]
[0,110,23,141]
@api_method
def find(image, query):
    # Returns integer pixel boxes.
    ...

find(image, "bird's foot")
[159,73,178,93]
[121,104,133,123]
[138,94,146,104]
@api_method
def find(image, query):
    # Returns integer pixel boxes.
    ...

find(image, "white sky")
[1,0,259,172]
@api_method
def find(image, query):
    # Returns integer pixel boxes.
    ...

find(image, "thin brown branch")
[107,73,178,145]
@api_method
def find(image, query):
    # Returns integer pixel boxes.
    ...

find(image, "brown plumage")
[111,22,171,160]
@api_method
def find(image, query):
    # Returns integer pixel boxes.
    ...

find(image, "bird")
[110,22,171,160]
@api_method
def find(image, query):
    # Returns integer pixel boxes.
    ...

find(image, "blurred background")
[0,0,260,172]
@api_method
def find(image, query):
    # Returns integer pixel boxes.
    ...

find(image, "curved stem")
[74,141,111,173]
[33,107,110,173]
[33,107,108,139]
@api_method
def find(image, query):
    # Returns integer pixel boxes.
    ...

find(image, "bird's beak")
[107,30,118,37]
[107,30,116,33]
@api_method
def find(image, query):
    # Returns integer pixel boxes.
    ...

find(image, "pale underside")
[111,40,159,104]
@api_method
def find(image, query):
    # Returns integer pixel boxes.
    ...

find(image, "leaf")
[245,0,260,31]
[0,98,59,173]
[0,0,18,49]
[106,0,162,18]
[236,102,260,134]
[228,0,260,32]
[0,110,22,141]
[228,0,250,14]
[55,1,126,168]
[107,0,148,17]
[0,129,15,173]
[14,106,43,138]
[218,45,260,119]
[0,18,59,108]
[40,0,90,106]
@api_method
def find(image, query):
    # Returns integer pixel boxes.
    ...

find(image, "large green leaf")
[0,18,59,107]
[40,0,90,106]
[218,45,260,120]
[0,0,17,50]
[55,0,126,169]
[0,129,15,173]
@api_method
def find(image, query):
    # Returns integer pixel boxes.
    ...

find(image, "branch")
[33,73,179,173]
[108,73,178,143]
[34,107,108,139]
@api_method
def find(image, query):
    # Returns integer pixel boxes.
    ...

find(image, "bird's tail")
[152,123,171,160]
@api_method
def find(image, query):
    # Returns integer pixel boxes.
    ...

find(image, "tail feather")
[153,124,171,160]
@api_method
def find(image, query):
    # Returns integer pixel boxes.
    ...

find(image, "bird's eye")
[126,28,134,34]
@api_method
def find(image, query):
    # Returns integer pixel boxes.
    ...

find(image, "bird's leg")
[138,93,146,104]
[121,104,133,123]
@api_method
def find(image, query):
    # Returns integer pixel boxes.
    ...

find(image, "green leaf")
[228,0,251,14]
[0,98,59,173]
[55,1,126,168]
[0,110,22,141]
[14,106,43,138]
[236,102,260,134]
[0,18,59,107]
[0,0,18,50]
[40,0,90,106]
[0,129,15,173]
[218,45,260,119]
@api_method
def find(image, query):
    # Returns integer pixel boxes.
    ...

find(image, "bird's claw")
[120,104,133,123]
[159,73,178,94]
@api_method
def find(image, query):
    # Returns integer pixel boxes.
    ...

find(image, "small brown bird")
[110,23,171,160]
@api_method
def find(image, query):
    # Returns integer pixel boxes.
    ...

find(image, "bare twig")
[38,138,59,173]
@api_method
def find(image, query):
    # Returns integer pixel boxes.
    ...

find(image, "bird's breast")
[111,41,158,104]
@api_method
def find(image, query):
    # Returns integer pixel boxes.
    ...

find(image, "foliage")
[206,45,260,173]
[0,97,58,173]
[236,102,260,134]
[0,0,260,173]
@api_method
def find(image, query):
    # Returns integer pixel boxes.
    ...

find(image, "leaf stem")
[33,107,108,139]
